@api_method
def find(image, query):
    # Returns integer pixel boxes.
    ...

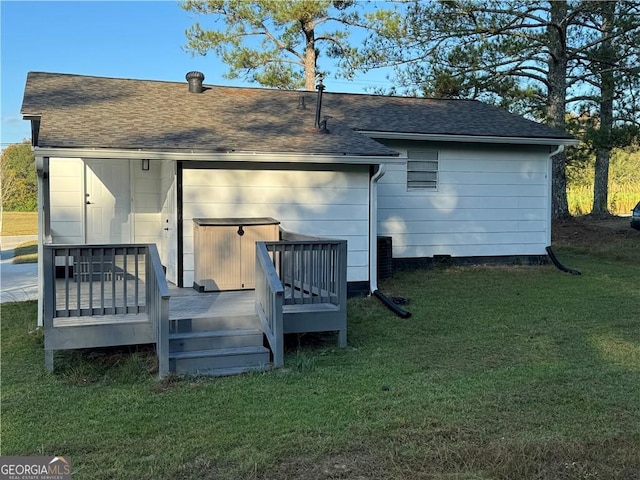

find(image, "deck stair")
[167,314,271,376]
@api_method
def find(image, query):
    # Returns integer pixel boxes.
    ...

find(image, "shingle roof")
[21,72,574,156]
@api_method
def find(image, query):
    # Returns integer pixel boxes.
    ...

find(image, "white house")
[21,71,577,376]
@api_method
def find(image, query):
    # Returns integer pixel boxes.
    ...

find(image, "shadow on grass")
[12,241,37,264]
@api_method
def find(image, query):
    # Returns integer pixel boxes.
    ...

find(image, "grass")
[1,211,38,236]
[2,230,640,479]
[568,182,640,216]
[12,241,38,264]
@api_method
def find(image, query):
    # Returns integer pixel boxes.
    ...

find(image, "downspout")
[369,164,386,293]
[549,144,565,158]
[545,144,581,275]
[369,163,411,318]
[547,144,564,246]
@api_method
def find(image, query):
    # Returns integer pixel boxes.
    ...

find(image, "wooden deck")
[53,276,255,321]
[53,313,149,327]
[44,238,347,377]
[168,286,255,320]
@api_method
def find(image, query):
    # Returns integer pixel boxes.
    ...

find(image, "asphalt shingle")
[21,72,574,155]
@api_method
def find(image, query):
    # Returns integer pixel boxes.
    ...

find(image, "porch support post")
[36,156,49,328]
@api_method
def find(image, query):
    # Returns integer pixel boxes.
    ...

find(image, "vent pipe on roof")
[186,71,205,93]
[314,75,329,134]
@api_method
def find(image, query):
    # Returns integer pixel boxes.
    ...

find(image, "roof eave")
[22,115,41,147]
[31,146,398,163]
[357,130,580,147]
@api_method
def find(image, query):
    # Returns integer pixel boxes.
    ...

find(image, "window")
[407,150,439,190]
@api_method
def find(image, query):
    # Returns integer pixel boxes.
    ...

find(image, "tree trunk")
[591,1,615,216]
[302,21,317,91]
[547,1,570,219]
[593,147,611,215]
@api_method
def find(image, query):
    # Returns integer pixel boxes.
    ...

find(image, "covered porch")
[42,233,348,377]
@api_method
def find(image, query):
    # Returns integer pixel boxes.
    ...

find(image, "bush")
[1,141,37,212]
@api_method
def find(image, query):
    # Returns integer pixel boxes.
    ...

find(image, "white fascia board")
[33,147,395,165]
[357,130,581,147]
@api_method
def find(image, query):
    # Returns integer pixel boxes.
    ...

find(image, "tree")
[353,0,640,218]
[571,1,640,215]
[352,1,579,217]
[181,0,367,90]
[0,141,37,213]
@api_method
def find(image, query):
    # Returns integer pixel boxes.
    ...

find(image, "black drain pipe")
[546,246,581,275]
[373,290,411,318]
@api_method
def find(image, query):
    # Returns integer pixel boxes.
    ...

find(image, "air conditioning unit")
[377,236,393,280]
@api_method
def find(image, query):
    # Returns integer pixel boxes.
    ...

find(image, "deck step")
[185,365,273,377]
[282,303,339,313]
[169,346,270,373]
[169,314,260,333]
[169,328,263,352]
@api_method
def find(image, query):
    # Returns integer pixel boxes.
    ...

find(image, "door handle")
[86,201,94,205]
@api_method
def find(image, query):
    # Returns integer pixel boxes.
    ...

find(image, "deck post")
[272,292,284,367]
[146,244,171,378]
[337,240,348,347]
[43,246,56,372]
[44,349,54,372]
[338,329,347,347]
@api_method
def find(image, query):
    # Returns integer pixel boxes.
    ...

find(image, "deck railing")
[266,231,347,307]
[43,245,149,318]
[145,244,171,378]
[43,244,170,377]
[255,232,348,366]
[255,242,284,367]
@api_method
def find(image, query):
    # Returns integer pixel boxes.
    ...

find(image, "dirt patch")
[259,450,391,480]
[552,215,638,248]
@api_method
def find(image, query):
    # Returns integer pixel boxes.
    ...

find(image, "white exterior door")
[85,159,131,244]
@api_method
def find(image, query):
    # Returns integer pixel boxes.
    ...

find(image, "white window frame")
[407,150,439,191]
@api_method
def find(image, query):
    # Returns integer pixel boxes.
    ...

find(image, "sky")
[0,0,394,148]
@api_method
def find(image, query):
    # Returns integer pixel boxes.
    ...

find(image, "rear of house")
[23,71,576,292]
[21,71,577,376]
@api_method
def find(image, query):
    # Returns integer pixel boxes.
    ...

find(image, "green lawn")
[1,211,38,236]
[2,240,640,479]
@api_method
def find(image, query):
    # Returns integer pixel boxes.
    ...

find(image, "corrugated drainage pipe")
[373,290,411,318]
[546,246,581,275]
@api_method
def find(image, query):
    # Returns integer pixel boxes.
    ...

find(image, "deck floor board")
[55,276,257,321]
[168,286,255,320]
[53,313,149,327]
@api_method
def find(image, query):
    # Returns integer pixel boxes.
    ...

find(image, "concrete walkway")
[1,235,38,303]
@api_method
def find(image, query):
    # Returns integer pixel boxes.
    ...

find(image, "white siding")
[182,163,370,286]
[132,160,162,246]
[49,157,164,247]
[49,157,84,244]
[377,142,552,259]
